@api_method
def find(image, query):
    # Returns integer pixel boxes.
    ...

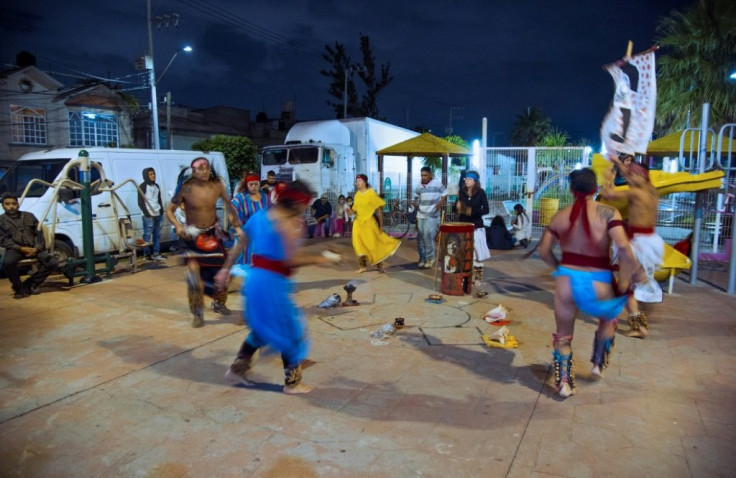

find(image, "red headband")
[356,174,368,182]
[276,187,313,207]
[245,174,260,183]
[568,191,592,238]
[629,163,649,181]
[191,158,209,169]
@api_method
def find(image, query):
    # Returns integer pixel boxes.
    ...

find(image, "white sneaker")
[151,254,166,261]
[332,233,342,237]
[424,259,435,269]
[418,261,425,268]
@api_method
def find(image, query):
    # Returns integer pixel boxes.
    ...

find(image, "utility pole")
[147,0,159,149]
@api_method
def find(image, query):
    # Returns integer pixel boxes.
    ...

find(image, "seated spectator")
[308,193,332,238]
[487,215,516,250]
[0,192,58,298]
[511,203,532,248]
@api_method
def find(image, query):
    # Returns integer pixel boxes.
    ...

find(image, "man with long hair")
[165,157,242,327]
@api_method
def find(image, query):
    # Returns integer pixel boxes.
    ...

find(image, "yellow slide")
[591,154,725,291]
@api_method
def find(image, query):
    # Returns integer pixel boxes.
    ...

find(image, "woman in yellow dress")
[346,174,401,273]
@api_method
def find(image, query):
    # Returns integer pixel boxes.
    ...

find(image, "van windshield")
[0,159,68,198]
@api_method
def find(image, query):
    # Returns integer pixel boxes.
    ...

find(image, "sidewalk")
[0,239,734,477]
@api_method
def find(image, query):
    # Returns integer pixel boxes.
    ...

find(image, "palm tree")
[510,107,552,146]
[656,0,736,133]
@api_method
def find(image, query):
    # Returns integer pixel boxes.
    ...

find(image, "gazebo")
[375,132,472,199]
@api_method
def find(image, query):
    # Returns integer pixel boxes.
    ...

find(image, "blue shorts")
[556,266,628,320]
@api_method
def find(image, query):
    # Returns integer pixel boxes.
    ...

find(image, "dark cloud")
[1,0,694,144]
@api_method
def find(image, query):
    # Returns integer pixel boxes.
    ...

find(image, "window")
[10,105,47,145]
[262,148,287,166]
[0,159,67,198]
[68,111,119,147]
[288,146,319,164]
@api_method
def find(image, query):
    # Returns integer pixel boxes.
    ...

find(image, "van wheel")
[51,240,74,265]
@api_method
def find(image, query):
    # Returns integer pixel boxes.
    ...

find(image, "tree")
[656,0,736,132]
[509,107,552,146]
[542,128,571,147]
[422,135,468,177]
[320,34,393,119]
[191,135,259,181]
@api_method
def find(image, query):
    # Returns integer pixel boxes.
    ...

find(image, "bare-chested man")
[538,168,643,398]
[166,157,242,327]
[601,152,664,338]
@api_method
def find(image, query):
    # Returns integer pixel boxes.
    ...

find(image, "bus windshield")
[0,159,68,198]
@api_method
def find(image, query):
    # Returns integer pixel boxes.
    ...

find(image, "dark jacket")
[0,211,44,251]
[487,224,515,250]
[138,167,164,218]
[456,188,489,229]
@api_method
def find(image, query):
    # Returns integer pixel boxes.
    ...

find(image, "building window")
[68,111,119,147]
[10,105,47,145]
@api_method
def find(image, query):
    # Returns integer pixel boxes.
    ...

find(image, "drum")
[438,222,474,295]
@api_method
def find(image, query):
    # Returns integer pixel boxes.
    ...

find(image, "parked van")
[0,148,229,261]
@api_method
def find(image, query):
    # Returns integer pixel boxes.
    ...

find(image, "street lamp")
[148,46,191,150]
[157,46,192,85]
[343,65,364,119]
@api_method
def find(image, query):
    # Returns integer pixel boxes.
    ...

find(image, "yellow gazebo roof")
[376,132,471,156]
[647,131,736,156]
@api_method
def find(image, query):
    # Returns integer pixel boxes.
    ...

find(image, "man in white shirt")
[414,167,447,268]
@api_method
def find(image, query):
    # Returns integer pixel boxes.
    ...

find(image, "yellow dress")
[351,188,401,264]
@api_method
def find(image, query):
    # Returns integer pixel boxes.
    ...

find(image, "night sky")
[1,0,694,146]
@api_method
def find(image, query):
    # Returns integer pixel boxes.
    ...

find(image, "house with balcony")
[0,62,135,171]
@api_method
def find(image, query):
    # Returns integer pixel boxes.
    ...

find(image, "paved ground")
[1,238,735,477]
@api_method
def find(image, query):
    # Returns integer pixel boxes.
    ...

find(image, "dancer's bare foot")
[557,382,574,398]
[624,327,647,338]
[356,267,366,273]
[283,383,315,394]
[224,368,253,386]
[590,365,603,379]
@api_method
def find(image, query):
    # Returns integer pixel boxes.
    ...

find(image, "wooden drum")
[438,222,475,295]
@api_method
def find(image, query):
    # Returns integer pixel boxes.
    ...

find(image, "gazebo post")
[378,154,384,195]
[442,154,449,187]
[406,154,413,201]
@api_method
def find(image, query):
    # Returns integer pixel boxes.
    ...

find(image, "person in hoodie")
[138,168,165,261]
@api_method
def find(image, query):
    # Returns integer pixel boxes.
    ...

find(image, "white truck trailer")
[259,117,419,198]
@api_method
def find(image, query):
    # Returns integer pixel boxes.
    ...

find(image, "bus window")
[289,147,319,164]
[262,148,287,166]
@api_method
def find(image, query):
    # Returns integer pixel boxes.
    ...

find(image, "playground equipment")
[592,154,725,292]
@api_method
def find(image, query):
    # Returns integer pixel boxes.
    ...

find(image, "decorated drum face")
[439,222,474,295]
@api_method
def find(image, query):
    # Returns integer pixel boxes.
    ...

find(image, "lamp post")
[157,46,192,149]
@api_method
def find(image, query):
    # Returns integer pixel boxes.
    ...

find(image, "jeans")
[142,215,162,256]
[417,216,440,262]
[308,218,330,237]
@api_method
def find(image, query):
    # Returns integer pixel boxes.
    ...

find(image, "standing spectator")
[455,170,490,261]
[260,170,277,193]
[488,215,516,250]
[511,203,532,248]
[414,166,447,268]
[0,192,57,299]
[231,172,272,264]
[333,195,347,237]
[308,193,332,238]
[138,167,165,261]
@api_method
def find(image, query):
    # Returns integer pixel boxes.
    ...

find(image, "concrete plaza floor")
[1,238,735,477]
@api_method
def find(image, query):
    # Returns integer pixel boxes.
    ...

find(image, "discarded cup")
[370,323,396,339]
[393,317,405,329]
[318,293,342,308]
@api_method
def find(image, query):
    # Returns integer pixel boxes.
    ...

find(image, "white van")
[0,148,230,261]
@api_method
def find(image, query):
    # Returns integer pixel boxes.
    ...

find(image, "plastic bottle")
[318,293,342,308]
[370,323,396,339]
